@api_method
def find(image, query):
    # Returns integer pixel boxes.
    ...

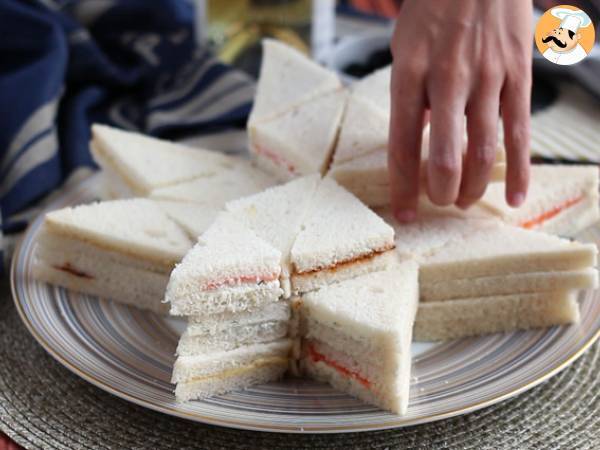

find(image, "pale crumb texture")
[414,291,579,341]
[226,175,321,273]
[291,178,394,273]
[250,89,348,176]
[332,95,388,165]
[149,161,277,206]
[44,198,192,265]
[91,124,235,194]
[350,65,391,116]
[421,268,598,302]
[154,200,220,240]
[172,339,292,383]
[166,213,283,316]
[249,39,341,124]
[478,165,600,237]
[301,259,418,340]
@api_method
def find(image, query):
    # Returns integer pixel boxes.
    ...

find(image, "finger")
[501,75,531,207]
[388,61,427,222]
[456,75,502,208]
[426,77,466,206]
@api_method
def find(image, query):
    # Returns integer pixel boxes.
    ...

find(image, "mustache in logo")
[542,35,567,48]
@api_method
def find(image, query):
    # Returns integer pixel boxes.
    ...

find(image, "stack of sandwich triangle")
[166,175,422,412]
[165,173,597,414]
[248,40,507,207]
[31,39,600,416]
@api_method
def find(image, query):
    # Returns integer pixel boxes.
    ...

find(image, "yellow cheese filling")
[185,356,289,383]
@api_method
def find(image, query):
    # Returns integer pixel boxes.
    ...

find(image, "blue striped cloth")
[0,0,256,275]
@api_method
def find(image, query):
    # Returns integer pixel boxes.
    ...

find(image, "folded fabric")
[0,0,255,274]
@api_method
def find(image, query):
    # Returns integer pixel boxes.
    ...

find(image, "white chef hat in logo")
[551,7,592,33]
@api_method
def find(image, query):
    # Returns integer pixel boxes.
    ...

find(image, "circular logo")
[535,5,595,66]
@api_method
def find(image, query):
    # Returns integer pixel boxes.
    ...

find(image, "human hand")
[388,0,532,221]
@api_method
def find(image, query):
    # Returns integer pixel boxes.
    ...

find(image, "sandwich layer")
[299,260,418,414]
[291,248,396,294]
[414,291,580,341]
[477,164,600,237]
[172,339,292,401]
[421,268,598,302]
[154,200,220,240]
[420,225,597,283]
[166,214,283,316]
[249,89,347,179]
[226,175,321,297]
[178,302,291,356]
[291,177,395,274]
[33,260,169,314]
[149,161,276,206]
[91,124,235,195]
[43,199,192,268]
[249,39,341,125]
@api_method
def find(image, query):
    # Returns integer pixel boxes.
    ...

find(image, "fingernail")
[510,192,525,207]
[394,209,417,223]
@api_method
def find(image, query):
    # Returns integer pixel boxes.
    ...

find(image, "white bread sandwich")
[166,213,283,317]
[299,259,419,414]
[248,39,342,126]
[420,268,598,302]
[477,164,600,237]
[226,175,321,297]
[149,160,277,206]
[33,199,192,314]
[154,200,220,240]
[173,339,292,402]
[350,65,392,116]
[90,124,235,197]
[177,301,291,356]
[249,89,347,180]
[329,128,506,208]
[290,177,396,294]
[414,290,580,341]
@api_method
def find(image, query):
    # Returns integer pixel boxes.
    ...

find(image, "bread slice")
[149,161,277,205]
[249,39,341,125]
[414,290,580,341]
[177,301,291,356]
[173,339,292,402]
[300,259,418,414]
[166,213,283,316]
[249,89,347,180]
[351,65,391,115]
[91,124,235,196]
[420,223,597,283]
[332,95,389,165]
[290,178,396,294]
[43,199,192,269]
[32,199,192,314]
[329,145,506,208]
[226,175,321,296]
[154,200,220,240]
[387,212,597,284]
[477,164,600,237]
[421,268,598,301]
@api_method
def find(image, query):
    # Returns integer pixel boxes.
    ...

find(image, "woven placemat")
[1,280,598,450]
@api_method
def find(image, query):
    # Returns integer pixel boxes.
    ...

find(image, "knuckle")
[471,144,496,169]
[507,125,529,150]
[430,154,460,178]
[480,63,503,86]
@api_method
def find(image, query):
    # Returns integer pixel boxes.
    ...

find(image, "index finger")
[388,62,427,223]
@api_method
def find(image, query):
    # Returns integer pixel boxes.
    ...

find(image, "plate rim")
[9,174,600,433]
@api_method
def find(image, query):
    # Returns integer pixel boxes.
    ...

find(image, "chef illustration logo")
[535,5,595,65]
